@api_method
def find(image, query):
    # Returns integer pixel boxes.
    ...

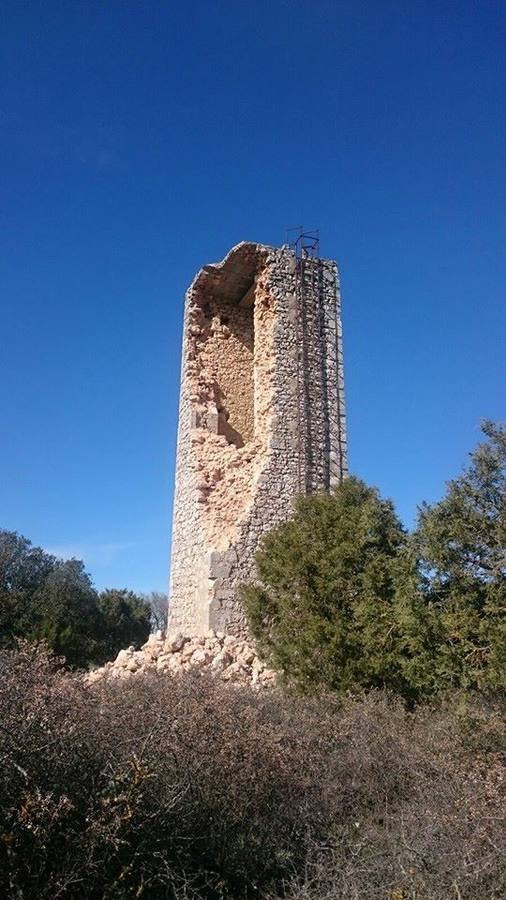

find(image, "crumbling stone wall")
[168,241,347,637]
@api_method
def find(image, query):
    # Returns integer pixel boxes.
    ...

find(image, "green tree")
[96,589,151,663]
[242,477,433,697]
[416,421,506,690]
[0,530,150,668]
[30,559,100,667]
[0,532,54,642]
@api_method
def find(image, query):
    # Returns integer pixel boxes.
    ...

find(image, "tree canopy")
[415,420,506,690]
[0,531,151,668]
[243,423,505,697]
[243,476,434,697]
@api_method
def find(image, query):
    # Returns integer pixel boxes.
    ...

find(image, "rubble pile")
[86,630,276,689]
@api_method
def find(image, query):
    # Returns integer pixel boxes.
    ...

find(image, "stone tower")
[168,240,347,637]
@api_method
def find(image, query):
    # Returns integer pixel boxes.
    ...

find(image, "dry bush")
[0,643,504,899]
[279,697,506,900]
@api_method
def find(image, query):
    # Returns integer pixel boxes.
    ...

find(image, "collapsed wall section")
[168,241,347,637]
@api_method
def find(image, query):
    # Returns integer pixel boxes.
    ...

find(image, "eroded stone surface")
[168,241,347,638]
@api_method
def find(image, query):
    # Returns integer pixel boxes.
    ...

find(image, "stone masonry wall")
[168,241,347,637]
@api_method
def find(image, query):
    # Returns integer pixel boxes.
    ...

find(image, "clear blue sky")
[1,1,504,593]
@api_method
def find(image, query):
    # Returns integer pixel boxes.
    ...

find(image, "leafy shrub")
[0,644,504,898]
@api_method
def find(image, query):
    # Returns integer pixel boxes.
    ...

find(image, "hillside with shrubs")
[0,422,504,898]
[1,643,505,899]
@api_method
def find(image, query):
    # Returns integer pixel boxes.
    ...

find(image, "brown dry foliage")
[0,643,504,899]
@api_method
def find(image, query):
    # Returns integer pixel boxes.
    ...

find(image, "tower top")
[286,226,320,259]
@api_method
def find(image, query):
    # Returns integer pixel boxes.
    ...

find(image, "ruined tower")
[168,237,347,637]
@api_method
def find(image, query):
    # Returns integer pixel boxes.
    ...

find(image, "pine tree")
[415,421,506,690]
[242,477,430,697]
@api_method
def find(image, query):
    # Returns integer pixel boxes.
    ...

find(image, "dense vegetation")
[0,643,504,899]
[244,421,505,697]
[0,532,152,667]
[0,423,504,896]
